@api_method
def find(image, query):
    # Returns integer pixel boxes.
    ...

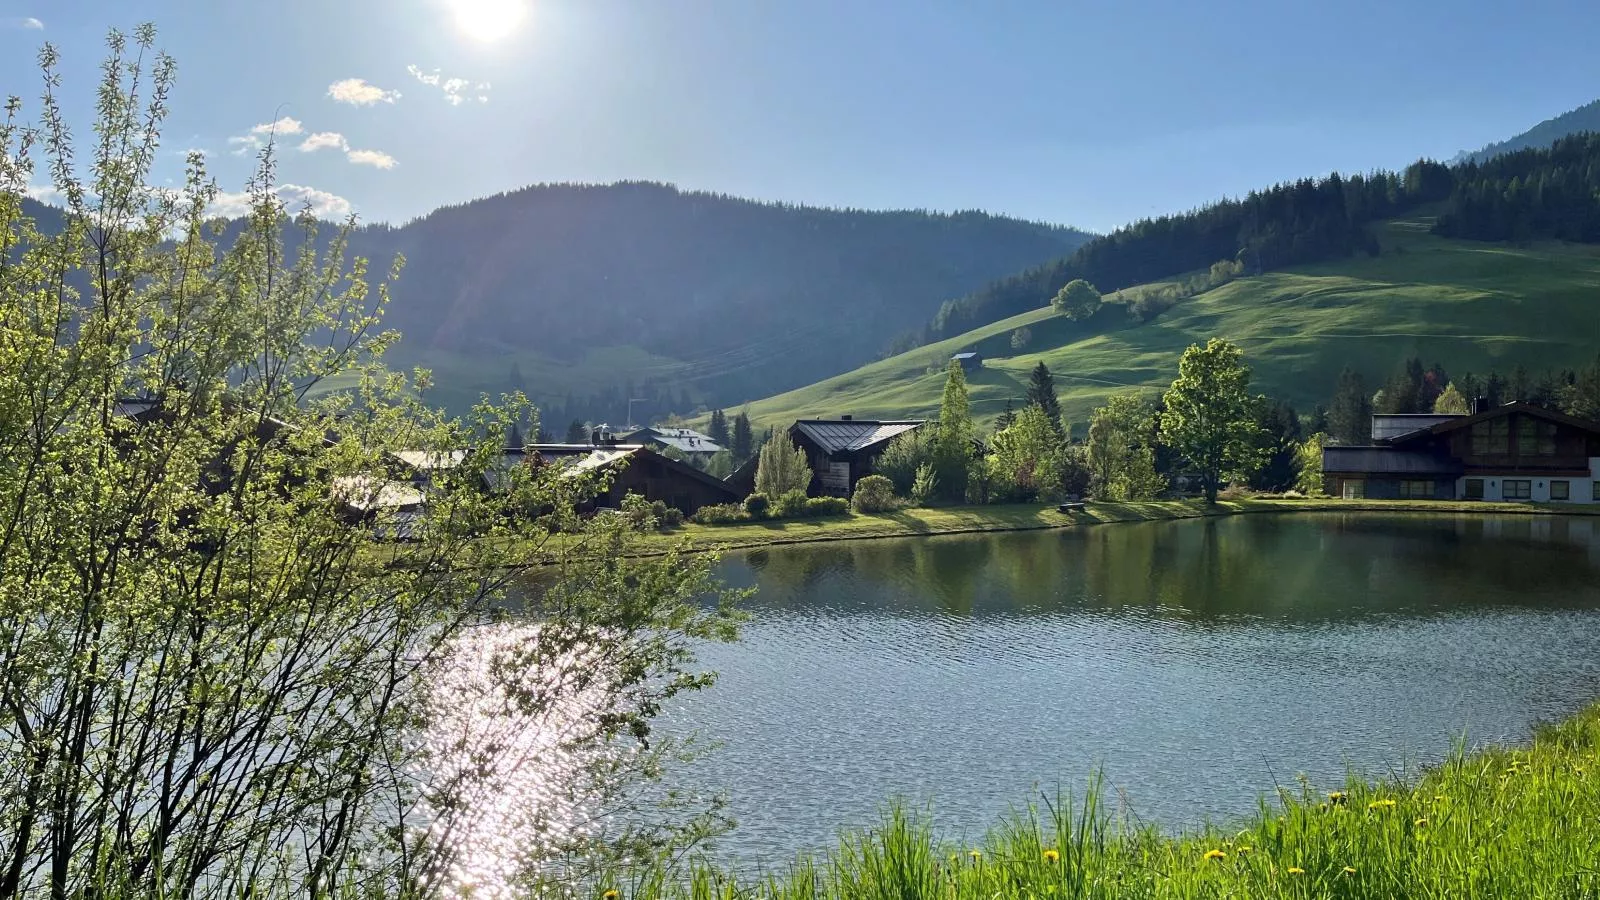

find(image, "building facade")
[789,418,926,496]
[1323,403,1600,503]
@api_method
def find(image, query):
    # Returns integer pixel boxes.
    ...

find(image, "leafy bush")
[851,475,898,513]
[690,503,745,525]
[875,433,930,495]
[620,493,655,530]
[660,507,685,527]
[803,496,850,517]
[771,490,811,519]
[743,493,770,519]
[755,437,813,497]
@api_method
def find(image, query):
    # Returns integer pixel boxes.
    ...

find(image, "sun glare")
[449,0,526,42]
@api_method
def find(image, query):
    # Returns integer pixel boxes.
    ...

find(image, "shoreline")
[643,497,1600,556]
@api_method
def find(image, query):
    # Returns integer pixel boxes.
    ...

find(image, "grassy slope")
[594,701,1600,897]
[737,218,1600,430]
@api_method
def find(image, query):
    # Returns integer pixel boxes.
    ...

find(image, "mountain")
[332,182,1091,422]
[1455,98,1600,165]
[735,215,1600,432]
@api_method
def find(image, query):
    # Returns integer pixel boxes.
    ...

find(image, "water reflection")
[673,513,1600,862]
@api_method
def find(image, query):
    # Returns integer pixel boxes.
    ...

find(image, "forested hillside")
[339,182,1089,420]
[1455,98,1600,165]
[919,135,1600,349]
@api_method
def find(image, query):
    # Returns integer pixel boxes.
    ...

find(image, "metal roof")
[1322,446,1464,476]
[627,427,724,454]
[951,352,979,360]
[1371,414,1461,442]
[792,419,925,454]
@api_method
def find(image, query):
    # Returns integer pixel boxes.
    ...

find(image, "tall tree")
[731,412,754,462]
[1327,367,1372,445]
[754,436,813,497]
[987,405,1072,500]
[565,418,589,443]
[995,398,1017,432]
[1433,383,1471,414]
[1026,362,1064,433]
[1160,338,1262,503]
[1249,398,1303,491]
[933,360,976,501]
[707,409,729,447]
[1086,393,1167,500]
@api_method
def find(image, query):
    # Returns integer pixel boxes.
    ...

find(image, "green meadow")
[736,218,1600,431]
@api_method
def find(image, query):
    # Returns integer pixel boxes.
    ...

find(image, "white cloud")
[4,17,43,29]
[328,78,401,106]
[407,65,491,105]
[229,117,306,154]
[24,181,61,204]
[299,131,349,153]
[209,184,353,221]
[346,149,398,170]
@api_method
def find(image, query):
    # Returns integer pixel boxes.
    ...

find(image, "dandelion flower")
[1204,849,1226,861]
[1342,866,1357,875]
[1238,846,1252,854]
[1287,867,1305,875]
[1414,817,1428,827]
[1327,791,1348,805]
[1367,798,1397,810]
[1043,849,1060,863]
[603,892,620,900]
[969,849,982,860]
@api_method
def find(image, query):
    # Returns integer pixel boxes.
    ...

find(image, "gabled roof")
[624,426,724,454]
[1389,401,1600,444]
[791,419,925,455]
[506,444,740,499]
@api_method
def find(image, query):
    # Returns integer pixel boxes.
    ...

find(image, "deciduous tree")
[1051,278,1102,320]
[1160,338,1262,503]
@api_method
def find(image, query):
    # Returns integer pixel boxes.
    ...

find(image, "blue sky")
[5,0,1600,232]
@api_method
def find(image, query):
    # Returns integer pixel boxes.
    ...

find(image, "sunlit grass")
[579,703,1600,897]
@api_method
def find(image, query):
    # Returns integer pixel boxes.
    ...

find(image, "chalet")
[494,443,740,514]
[1323,402,1600,503]
[620,426,724,462]
[952,351,983,372]
[789,417,926,497]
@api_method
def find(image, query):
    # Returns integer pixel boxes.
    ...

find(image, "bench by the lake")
[1057,501,1085,513]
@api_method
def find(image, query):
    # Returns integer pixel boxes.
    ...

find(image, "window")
[1471,419,1510,455]
[1516,418,1558,456]
[1594,481,1600,502]
[1503,479,1532,500]
[1464,478,1484,500]
[1341,479,1365,500]
[1551,480,1570,501]
[1399,480,1434,499]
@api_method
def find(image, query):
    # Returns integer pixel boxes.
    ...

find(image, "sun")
[447,0,526,42]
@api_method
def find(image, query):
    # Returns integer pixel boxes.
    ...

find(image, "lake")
[667,512,1600,863]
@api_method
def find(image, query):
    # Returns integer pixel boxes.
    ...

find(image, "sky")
[5,0,1600,233]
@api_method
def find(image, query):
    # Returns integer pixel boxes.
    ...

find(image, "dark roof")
[791,419,925,455]
[1390,401,1600,444]
[621,427,724,454]
[1322,446,1464,476]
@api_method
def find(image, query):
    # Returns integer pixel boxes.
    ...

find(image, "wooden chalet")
[789,417,926,497]
[1323,402,1600,502]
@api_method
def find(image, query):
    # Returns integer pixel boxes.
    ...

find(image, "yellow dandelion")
[1043,849,1060,863]
[1327,791,1348,805]
[1237,846,1252,854]
[1287,867,1306,875]
[1342,866,1357,875]
[603,892,620,900]
[969,849,982,860]
[1414,817,1428,827]
[1204,849,1226,861]
[1367,798,1397,810]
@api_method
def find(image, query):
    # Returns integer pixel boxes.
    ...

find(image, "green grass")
[581,683,1600,898]
[736,218,1600,431]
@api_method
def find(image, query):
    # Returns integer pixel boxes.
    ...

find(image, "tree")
[1086,393,1167,500]
[932,360,976,501]
[1295,433,1328,495]
[1433,382,1471,414]
[708,409,729,447]
[1249,398,1302,491]
[874,432,929,495]
[988,405,1075,501]
[0,33,740,898]
[705,450,734,479]
[1025,362,1065,433]
[1327,367,1372,445]
[1051,278,1102,320]
[731,412,754,462]
[1010,326,1032,350]
[1160,338,1263,503]
[566,417,590,443]
[754,435,812,497]
[995,398,1017,432]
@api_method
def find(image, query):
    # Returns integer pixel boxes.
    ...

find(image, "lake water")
[666,512,1600,862]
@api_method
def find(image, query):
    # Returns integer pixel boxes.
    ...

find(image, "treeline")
[1321,354,1600,445]
[1434,133,1600,242]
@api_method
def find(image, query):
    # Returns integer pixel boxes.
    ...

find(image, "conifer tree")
[1026,362,1064,433]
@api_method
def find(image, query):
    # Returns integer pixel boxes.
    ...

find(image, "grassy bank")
[584,702,1600,898]
[637,498,1599,556]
